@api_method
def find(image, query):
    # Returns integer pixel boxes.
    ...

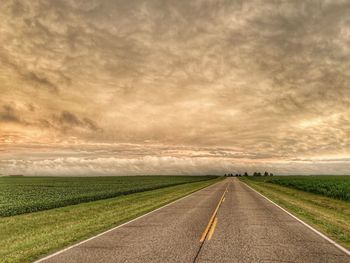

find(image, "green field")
[0,176,221,263]
[0,176,217,217]
[240,176,350,249]
[249,176,350,201]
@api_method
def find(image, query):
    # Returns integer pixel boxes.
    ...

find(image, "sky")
[0,0,349,176]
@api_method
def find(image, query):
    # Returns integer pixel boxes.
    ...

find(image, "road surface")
[37,178,349,263]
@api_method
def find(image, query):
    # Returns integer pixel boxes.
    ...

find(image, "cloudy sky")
[0,0,349,176]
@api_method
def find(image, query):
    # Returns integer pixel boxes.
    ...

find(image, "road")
[37,178,349,263]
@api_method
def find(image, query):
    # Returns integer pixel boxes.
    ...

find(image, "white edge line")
[34,179,225,263]
[241,180,350,256]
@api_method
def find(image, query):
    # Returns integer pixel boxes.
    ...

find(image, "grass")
[0,177,221,263]
[0,176,217,216]
[240,176,350,250]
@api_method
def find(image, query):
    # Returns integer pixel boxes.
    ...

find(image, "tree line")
[224,171,273,177]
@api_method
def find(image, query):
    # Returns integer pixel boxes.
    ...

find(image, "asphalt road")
[38,178,349,263]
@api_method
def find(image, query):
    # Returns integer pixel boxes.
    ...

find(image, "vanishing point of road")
[37,178,349,263]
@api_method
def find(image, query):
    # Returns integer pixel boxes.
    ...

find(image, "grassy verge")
[0,178,222,263]
[240,177,350,250]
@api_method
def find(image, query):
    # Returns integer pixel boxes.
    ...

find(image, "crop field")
[0,176,217,217]
[246,176,350,201]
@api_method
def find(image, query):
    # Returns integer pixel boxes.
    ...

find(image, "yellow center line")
[199,184,228,242]
[207,217,218,241]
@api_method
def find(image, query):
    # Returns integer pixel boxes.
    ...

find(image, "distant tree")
[270,173,274,176]
[224,173,227,177]
[264,171,269,176]
[257,172,262,176]
[244,172,248,176]
[253,172,257,176]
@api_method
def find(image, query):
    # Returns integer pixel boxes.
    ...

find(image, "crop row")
[0,176,217,217]
[249,176,350,201]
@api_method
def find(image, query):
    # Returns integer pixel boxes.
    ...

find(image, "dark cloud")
[82,117,101,131]
[0,105,20,123]
[26,72,59,93]
[59,111,82,126]
[27,103,36,112]
[0,53,60,93]
[54,111,102,132]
